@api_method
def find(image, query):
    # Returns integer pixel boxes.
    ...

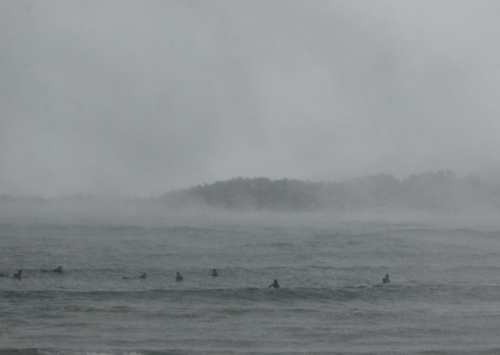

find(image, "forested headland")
[2,170,500,214]
[161,170,500,212]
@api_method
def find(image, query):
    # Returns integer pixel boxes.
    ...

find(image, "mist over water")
[0,197,493,228]
[2,175,500,354]
[1,1,500,353]
[2,170,500,231]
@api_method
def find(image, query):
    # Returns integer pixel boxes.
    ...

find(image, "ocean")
[1,207,500,354]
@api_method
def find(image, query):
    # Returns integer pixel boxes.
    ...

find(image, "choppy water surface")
[1,213,500,354]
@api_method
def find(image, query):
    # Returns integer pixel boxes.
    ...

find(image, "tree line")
[161,170,500,212]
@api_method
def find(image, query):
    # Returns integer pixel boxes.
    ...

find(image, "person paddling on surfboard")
[269,279,280,288]
[53,266,63,273]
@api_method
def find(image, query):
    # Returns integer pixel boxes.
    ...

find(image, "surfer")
[383,274,390,284]
[14,270,23,279]
[269,279,280,289]
[211,269,218,277]
[176,272,183,282]
[53,266,63,273]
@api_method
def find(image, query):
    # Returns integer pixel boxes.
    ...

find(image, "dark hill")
[160,171,500,212]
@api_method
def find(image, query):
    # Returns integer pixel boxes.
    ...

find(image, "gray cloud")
[1,0,499,197]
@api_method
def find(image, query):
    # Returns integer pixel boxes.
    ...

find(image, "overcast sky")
[0,0,499,197]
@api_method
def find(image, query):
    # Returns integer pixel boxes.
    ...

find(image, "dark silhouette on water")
[123,273,147,280]
[269,279,280,288]
[14,270,23,279]
[211,269,218,277]
[383,274,390,284]
[41,266,64,273]
[176,272,183,282]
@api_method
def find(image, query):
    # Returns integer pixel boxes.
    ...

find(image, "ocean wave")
[2,284,498,303]
[4,348,500,355]
[0,349,66,355]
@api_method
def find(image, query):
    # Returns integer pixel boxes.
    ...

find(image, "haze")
[1,1,499,198]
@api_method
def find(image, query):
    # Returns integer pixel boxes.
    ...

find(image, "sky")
[0,0,499,197]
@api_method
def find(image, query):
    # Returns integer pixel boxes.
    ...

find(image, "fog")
[1,1,499,198]
[1,195,500,233]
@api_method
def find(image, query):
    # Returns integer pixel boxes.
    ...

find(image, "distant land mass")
[2,170,500,214]
[160,170,500,213]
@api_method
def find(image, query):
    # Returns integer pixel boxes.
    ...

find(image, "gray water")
[1,210,500,354]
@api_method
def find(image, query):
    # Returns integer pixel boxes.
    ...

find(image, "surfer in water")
[211,269,218,277]
[14,270,23,279]
[269,279,280,289]
[176,272,183,282]
[53,266,63,273]
[383,274,390,284]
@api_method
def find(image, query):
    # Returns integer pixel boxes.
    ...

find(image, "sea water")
[1,209,500,354]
